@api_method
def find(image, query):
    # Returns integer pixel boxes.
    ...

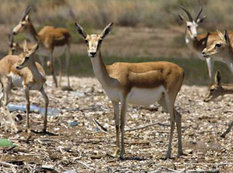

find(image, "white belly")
[128,86,165,106]
[37,45,66,58]
[8,73,23,87]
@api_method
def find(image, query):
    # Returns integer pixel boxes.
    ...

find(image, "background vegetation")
[0,0,233,85]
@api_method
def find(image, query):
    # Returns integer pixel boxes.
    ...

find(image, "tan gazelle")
[12,6,72,89]
[178,6,233,79]
[75,22,184,159]
[202,30,233,74]
[204,71,233,138]
[0,41,49,133]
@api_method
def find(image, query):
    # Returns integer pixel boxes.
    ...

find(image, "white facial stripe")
[186,21,198,38]
[88,34,99,53]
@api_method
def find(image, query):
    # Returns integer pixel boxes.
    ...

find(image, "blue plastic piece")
[8,104,60,116]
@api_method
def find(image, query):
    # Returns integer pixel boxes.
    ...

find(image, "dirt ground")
[0,76,232,172]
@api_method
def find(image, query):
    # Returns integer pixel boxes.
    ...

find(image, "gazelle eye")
[99,39,102,44]
[25,56,29,60]
[187,26,191,29]
[215,44,221,48]
[210,88,215,92]
[85,40,88,44]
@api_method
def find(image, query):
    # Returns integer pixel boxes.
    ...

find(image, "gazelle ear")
[25,15,30,22]
[23,40,28,52]
[32,42,39,51]
[215,71,221,85]
[75,22,87,39]
[217,30,224,40]
[224,30,230,45]
[21,6,31,21]
[178,14,185,22]
[196,16,206,23]
[100,23,113,39]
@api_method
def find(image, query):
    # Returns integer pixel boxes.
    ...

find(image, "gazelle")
[75,23,184,159]
[0,41,49,133]
[12,6,72,89]
[8,33,35,56]
[179,6,226,79]
[202,30,233,74]
[204,71,233,138]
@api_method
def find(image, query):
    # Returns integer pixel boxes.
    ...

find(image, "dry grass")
[0,0,233,29]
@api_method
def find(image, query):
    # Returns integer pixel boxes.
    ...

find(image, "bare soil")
[0,77,232,172]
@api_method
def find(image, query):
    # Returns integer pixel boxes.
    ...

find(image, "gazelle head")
[178,6,206,39]
[204,71,223,102]
[16,41,39,70]
[12,6,31,35]
[202,30,231,58]
[75,22,113,58]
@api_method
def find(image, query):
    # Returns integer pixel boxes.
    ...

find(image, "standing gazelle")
[0,41,49,133]
[178,6,233,79]
[12,6,72,89]
[75,23,184,159]
[204,71,233,138]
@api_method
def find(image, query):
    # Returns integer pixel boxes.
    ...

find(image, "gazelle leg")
[165,97,175,159]
[159,95,175,159]
[3,78,11,106]
[1,79,18,133]
[119,98,128,159]
[112,101,120,157]
[65,46,71,88]
[175,109,183,156]
[49,52,58,87]
[24,87,30,133]
[57,57,62,87]
[40,87,49,133]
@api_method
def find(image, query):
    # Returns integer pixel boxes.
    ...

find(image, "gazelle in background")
[178,6,230,79]
[202,30,233,74]
[12,6,72,89]
[0,41,49,133]
[75,22,184,159]
[204,71,233,138]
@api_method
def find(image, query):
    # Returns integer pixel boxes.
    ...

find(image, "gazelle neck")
[27,58,43,81]
[90,51,114,87]
[185,30,205,51]
[26,23,38,42]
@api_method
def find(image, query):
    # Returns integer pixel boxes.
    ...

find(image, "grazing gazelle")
[0,41,49,133]
[12,6,72,89]
[202,30,233,74]
[204,71,233,138]
[178,6,231,79]
[75,22,184,159]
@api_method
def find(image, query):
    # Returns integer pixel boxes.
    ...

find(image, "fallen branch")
[187,169,219,173]
[76,160,95,170]
[125,122,157,132]
[221,121,233,138]
[92,118,108,133]
[0,161,18,168]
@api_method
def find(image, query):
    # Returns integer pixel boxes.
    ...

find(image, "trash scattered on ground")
[0,138,17,148]
[8,104,60,116]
